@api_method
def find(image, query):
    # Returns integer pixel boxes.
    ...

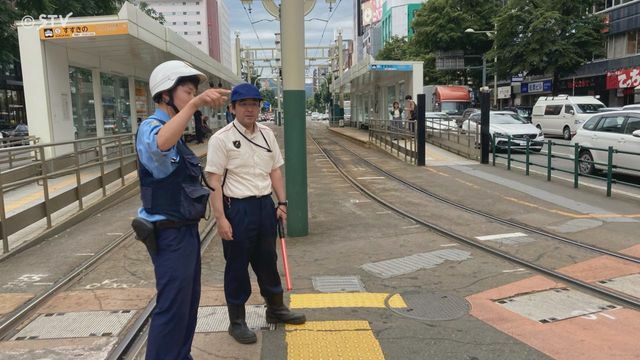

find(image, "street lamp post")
[465,26,498,108]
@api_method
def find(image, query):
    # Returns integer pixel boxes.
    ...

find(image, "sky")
[225,0,354,77]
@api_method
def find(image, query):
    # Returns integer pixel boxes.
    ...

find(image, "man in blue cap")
[205,83,306,344]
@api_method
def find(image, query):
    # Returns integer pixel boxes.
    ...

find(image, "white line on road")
[502,268,527,273]
[75,253,95,256]
[440,243,459,247]
[475,232,528,241]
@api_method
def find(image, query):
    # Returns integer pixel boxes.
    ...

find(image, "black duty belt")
[155,219,199,230]
[224,193,272,201]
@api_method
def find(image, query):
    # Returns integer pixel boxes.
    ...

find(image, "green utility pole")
[281,0,308,236]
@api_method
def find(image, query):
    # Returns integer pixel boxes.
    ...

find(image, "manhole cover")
[386,290,470,321]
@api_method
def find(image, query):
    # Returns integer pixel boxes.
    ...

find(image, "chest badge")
[233,140,241,149]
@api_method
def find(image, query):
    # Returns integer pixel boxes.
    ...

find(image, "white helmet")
[149,60,208,97]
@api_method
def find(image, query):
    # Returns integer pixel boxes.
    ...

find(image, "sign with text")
[497,86,511,99]
[40,21,128,40]
[369,64,413,71]
[606,67,640,89]
[521,80,552,94]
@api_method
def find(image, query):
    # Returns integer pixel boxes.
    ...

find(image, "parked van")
[532,95,605,140]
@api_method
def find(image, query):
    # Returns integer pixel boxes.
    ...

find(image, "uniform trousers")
[222,195,283,305]
[146,224,201,360]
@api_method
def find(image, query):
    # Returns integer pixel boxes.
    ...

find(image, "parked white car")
[532,95,604,140]
[425,112,458,131]
[311,112,320,121]
[462,111,545,151]
[571,111,640,176]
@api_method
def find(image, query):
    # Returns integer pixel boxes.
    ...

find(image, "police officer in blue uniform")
[205,83,306,344]
[136,60,229,359]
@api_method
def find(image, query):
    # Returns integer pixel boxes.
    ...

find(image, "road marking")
[502,268,527,273]
[376,211,391,214]
[427,168,450,177]
[286,321,384,360]
[106,233,123,236]
[455,178,480,189]
[503,196,640,219]
[440,243,459,247]
[290,293,407,309]
[75,253,95,256]
[476,232,528,241]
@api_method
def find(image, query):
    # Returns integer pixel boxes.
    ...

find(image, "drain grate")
[195,305,275,333]
[312,276,366,292]
[361,249,472,278]
[598,273,640,298]
[386,290,470,321]
[495,288,618,324]
[12,310,136,340]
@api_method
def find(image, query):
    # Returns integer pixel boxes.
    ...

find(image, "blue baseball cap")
[231,83,262,102]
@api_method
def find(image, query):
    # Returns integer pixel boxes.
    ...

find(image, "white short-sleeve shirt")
[205,120,284,198]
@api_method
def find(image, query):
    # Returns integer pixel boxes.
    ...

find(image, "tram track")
[311,134,640,310]
[0,217,218,359]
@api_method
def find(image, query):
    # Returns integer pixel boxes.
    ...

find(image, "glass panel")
[625,116,640,134]
[69,66,96,139]
[387,85,396,120]
[627,31,637,55]
[135,80,152,126]
[101,73,131,135]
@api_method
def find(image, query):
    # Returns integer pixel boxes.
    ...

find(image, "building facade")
[147,0,231,67]
[380,0,424,44]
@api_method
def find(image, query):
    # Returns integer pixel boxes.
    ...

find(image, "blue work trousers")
[146,224,201,360]
[222,196,282,305]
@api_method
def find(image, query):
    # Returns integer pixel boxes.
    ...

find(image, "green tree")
[376,36,416,61]
[493,0,604,94]
[260,88,276,110]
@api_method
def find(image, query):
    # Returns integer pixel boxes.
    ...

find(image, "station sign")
[368,64,413,72]
[520,80,552,94]
[40,21,129,40]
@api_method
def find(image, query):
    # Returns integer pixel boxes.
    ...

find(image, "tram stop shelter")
[331,58,423,129]
[16,2,241,156]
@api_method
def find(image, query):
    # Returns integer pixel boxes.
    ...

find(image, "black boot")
[265,293,306,325]
[227,304,257,344]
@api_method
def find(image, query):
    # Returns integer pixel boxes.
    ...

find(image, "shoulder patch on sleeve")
[149,120,161,127]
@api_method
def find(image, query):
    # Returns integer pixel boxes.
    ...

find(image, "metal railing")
[368,119,418,164]
[0,136,40,170]
[0,134,137,254]
[492,136,640,197]
[425,118,479,160]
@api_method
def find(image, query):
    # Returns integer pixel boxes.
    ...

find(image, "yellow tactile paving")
[289,292,406,309]
[286,321,385,360]
[285,320,371,331]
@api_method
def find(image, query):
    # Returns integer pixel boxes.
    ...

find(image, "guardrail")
[425,118,479,160]
[0,134,137,254]
[0,136,40,170]
[368,119,418,164]
[492,136,640,197]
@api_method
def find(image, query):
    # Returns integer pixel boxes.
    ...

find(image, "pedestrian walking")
[225,105,235,124]
[405,95,417,132]
[135,60,229,360]
[194,110,204,143]
[390,100,403,132]
[205,83,306,345]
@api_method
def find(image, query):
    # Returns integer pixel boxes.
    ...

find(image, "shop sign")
[497,86,511,99]
[606,67,640,89]
[40,21,128,40]
[521,80,552,94]
[562,78,595,89]
[369,64,413,71]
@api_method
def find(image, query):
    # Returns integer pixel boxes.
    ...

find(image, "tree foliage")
[493,0,604,93]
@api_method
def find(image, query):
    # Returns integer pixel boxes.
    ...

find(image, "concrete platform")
[0,122,638,359]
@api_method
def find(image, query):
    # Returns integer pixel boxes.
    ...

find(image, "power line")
[315,0,343,59]
[241,2,265,50]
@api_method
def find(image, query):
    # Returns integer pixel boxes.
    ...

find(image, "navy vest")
[137,118,209,221]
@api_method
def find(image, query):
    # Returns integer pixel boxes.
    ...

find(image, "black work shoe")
[265,293,306,325]
[227,304,257,344]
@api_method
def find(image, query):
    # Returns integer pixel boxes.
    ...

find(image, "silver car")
[461,111,544,151]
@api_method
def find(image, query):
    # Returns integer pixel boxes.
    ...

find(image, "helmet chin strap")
[163,91,181,115]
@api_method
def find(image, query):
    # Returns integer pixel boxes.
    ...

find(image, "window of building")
[183,11,187,15]
[184,21,187,25]
[196,1,199,4]
[69,66,97,139]
[183,2,186,5]
[172,22,176,25]
[627,30,638,55]
[198,41,202,45]
[196,11,200,14]
[197,21,201,25]
[101,73,131,135]
[197,31,201,35]
[184,31,188,35]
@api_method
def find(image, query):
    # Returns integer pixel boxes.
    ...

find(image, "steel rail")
[311,135,640,310]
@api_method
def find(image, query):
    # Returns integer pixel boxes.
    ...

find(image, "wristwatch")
[277,200,288,207]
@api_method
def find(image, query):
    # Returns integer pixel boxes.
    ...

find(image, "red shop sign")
[607,67,640,89]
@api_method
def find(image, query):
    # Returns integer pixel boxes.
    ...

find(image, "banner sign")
[497,86,511,99]
[369,64,413,71]
[606,67,640,89]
